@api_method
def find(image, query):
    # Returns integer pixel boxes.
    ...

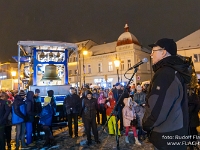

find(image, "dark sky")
[0,0,200,62]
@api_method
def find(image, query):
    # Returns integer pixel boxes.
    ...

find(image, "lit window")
[121,60,124,70]
[108,62,113,71]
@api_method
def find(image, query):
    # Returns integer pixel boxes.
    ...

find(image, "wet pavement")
[9,122,154,150]
[9,123,200,150]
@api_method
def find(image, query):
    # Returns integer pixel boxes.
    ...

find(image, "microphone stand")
[100,67,138,149]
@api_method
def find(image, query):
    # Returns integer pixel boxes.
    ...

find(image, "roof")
[89,42,117,55]
[18,41,78,51]
[176,29,200,50]
[117,24,140,46]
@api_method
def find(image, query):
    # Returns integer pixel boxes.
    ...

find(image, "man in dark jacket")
[142,38,191,150]
[63,87,81,137]
[0,93,11,150]
[33,89,42,140]
[112,83,124,131]
[81,90,100,145]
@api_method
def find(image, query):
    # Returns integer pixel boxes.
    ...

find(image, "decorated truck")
[13,41,78,125]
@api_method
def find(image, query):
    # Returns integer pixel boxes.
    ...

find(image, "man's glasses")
[151,48,164,54]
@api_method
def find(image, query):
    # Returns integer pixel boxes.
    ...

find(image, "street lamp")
[82,48,88,86]
[114,59,120,82]
[11,71,16,79]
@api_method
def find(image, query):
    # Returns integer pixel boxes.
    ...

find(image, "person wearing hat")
[39,95,56,147]
[33,88,42,140]
[46,90,57,134]
[63,87,81,138]
[142,38,191,150]
[112,82,124,131]
[81,90,100,146]
[12,90,29,149]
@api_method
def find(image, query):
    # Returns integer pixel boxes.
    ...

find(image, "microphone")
[128,58,148,70]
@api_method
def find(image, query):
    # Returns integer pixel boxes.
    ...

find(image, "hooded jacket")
[12,95,27,124]
[39,104,53,126]
[122,97,136,127]
[105,91,116,116]
[26,91,36,122]
[142,56,191,149]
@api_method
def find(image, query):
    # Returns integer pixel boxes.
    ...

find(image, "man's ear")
[162,50,167,57]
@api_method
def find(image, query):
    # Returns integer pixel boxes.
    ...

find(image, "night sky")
[0,0,200,62]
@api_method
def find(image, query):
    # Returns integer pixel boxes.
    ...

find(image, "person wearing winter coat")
[142,38,191,150]
[1,92,12,150]
[39,97,56,147]
[63,87,81,137]
[0,92,12,150]
[33,88,42,140]
[46,90,57,134]
[98,92,107,125]
[12,90,28,149]
[81,90,100,146]
[112,82,124,131]
[104,91,120,135]
[25,91,36,145]
[134,85,146,140]
[92,89,100,124]
[122,96,141,145]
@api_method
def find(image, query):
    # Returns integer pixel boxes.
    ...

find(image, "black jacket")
[81,97,98,119]
[12,95,27,121]
[0,99,11,125]
[26,99,36,122]
[63,93,81,115]
[142,56,191,149]
[33,95,42,114]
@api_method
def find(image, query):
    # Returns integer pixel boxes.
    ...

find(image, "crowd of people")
[0,82,148,149]
[64,83,148,146]
[0,89,57,150]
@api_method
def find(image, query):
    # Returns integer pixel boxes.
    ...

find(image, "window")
[194,54,200,62]
[73,56,77,62]
[108,62,113,71]
[127,59,131,68]
[69,70,72,75]
[74,70,77,74]
[98,63,102,72]
[88,64,91,73]
[121,60,124,70]
[69,57,73,62]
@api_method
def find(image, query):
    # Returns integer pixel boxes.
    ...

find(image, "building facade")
[68,24,152,88]
[176,29,200,79]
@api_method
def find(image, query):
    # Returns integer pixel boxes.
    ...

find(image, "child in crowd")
[39,97,56,147]
[122,96,141,145]
[104,91,120,136]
